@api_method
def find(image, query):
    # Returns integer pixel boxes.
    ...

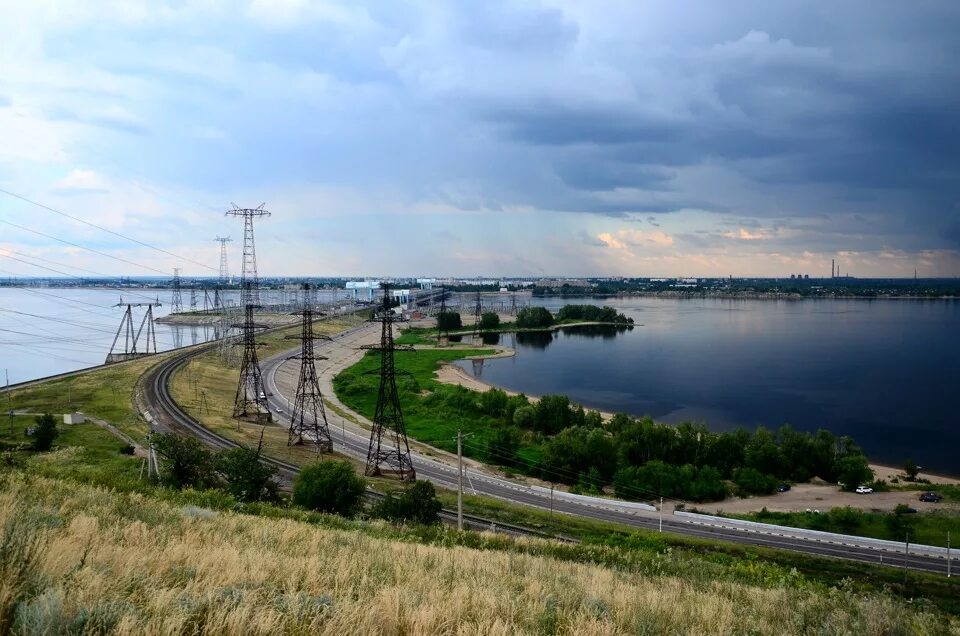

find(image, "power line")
[1,248,112,277]
[0,218,170,275]
[0,253,166,304]
[0,187,217,273]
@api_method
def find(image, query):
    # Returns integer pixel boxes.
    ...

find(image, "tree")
[512,405,535,429]
[478,312,500,331]
[732,467,778,496]
[539,427,617,485]
[745,427,785,478]
[478,388,508,418]
[436,311,462,331]
[903,458,919,480]
[836,454,873,491]
[215,434,279,502]
[487,426,521,467]
[533,394,575,434]
[293,460,366,516]
[152,433,215,489]
[515,306,554,328]
[373,480,442,525]
[30,413,59,452]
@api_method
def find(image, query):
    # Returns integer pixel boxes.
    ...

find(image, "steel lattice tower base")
[286,285,333,451]
[363,285,415,480]
[232,301,270,421]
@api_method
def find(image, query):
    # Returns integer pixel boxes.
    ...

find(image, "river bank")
[434,351,960,502]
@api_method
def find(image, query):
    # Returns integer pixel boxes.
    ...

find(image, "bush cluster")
[556,305,633,325]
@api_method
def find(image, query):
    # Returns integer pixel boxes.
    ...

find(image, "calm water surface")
[0,287,345,385]
[457,298,960,474]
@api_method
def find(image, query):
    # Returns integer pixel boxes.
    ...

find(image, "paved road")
[141,318,957,576]
[257,323,957,576]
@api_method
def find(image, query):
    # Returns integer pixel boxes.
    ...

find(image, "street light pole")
[659,496,664,533]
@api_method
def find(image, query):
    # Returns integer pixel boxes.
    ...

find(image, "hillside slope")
[2,474,956,635]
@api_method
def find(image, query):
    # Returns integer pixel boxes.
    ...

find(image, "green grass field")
[333,347,532,457]
[2,355,173,442]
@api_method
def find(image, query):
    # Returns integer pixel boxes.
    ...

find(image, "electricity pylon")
[225,204,270,306]
[363,285,416,480]
[285,284,333,451]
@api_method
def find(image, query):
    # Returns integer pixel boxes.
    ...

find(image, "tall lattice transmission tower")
[232,288,269,422]
[436,284,448,344]
[171,268,183,314]
[225,204,270,307]
[215,236,231,285]
[285,284,333,450]
[473,288,483,334]
[363,285,416,480]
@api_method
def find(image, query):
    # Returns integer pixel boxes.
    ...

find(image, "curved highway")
[143,320,956,576]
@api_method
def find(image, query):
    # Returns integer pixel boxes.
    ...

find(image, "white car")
[855,485,873,494]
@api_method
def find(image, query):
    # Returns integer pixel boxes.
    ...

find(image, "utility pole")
[659,496,664,533]
[456,428,475,530]
[436,284,448,344]
[948,531,952,578]
[550,484,554,518]
[225,204,271,307]
[457,429,464,530]
[903,533,909,587]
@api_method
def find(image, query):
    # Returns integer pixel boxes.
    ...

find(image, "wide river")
[0,287,346,385]
[3,288,957,473]
[455,297,960,474]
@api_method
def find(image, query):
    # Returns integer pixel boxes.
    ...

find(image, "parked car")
[919,491,943,502]
[777,483,791,493]
[855,485,874,494]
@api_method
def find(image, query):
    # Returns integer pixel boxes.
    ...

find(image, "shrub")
[30,414,58,452]
[119,444,136,456]
[215,435,279,502]
[487,426,521,467]
[826,506,864,533]
[733,467,778,496]
[512,405,535,429]
[836,454,873,491]
[293,461,366,516]
[478,312,500,331]
[436,311,462,331]
[903,458,919,480]
[152,433,216,490]
[515,306,554,328]
[373,480,442,525]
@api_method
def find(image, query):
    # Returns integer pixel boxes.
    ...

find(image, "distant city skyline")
[1,1,958,278]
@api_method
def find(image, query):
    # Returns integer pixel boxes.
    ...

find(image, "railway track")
[141,342,574,541]
[140,327,957,577]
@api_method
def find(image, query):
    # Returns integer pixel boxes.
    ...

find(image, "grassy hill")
[3,473,957,635]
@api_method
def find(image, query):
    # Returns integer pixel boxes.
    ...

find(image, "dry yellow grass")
[1,475,955,635]
[169,317,363,468]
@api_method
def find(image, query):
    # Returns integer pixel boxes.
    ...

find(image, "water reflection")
[481,332,500,346]
[515,331,553,349]
[559,324,629,339]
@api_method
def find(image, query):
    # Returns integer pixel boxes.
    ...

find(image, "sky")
[1,0,958,278]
